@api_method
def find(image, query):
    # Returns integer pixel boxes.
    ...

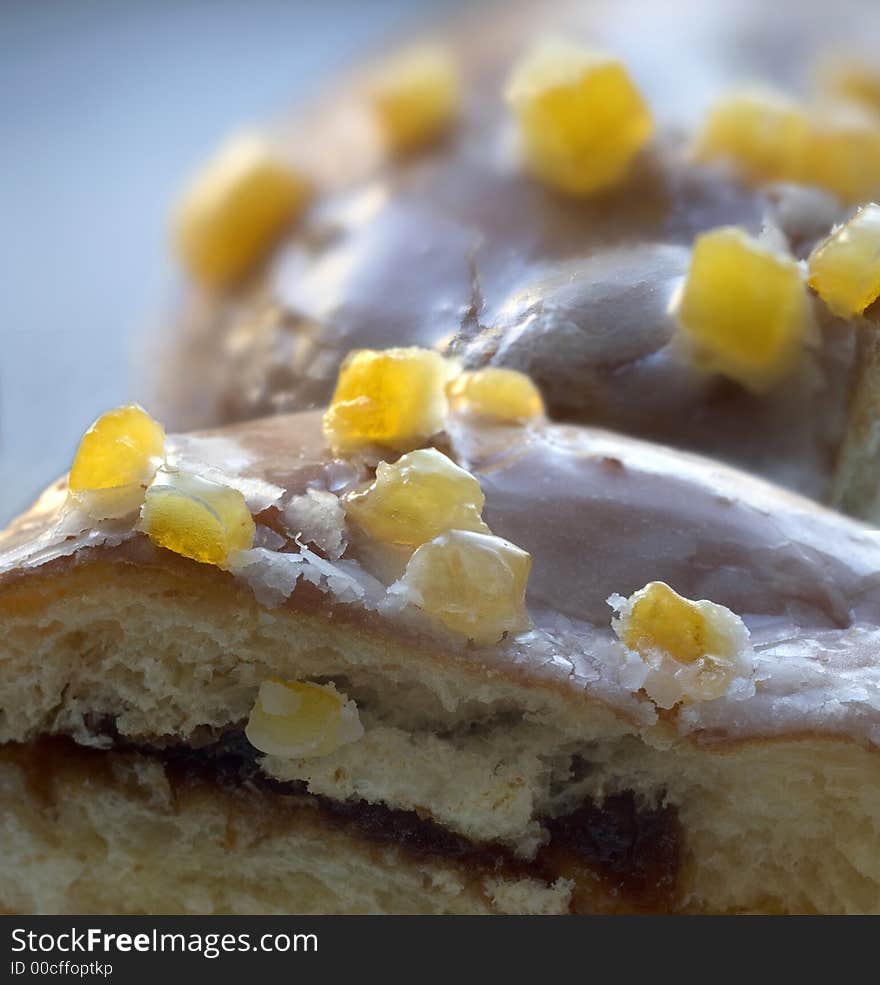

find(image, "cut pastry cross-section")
[2,373,880,914]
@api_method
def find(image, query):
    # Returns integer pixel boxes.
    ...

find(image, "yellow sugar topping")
[676,227,808,391]
[174,133,309,287]
[446,367,544,422]
[322,347,456,454]
[505,39,653,196]
[367,42,461,153]
[808,203,880,317]
[395,529,531,644]
[345,447,489,547]
[140,469,255,567]
[245,680,363,759]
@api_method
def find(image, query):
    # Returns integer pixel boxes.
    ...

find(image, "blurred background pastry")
[147,0,880,516]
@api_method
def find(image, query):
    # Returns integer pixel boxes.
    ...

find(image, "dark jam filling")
[22,724,679,912]
[147,729,681,913]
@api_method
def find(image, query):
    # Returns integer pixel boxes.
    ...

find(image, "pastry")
[2,354,879,914]
[153,0,880,517]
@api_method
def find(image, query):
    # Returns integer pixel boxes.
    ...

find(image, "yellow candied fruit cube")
[808,203,880,317]
[800,109,880,204]
[68,405,165,517]
[140,469,255,567]
[322,346,456,454]
[676,227,808,391]
[505,39,653,196]
[694,89,811,185]
[817,55,880,116]
[174,133,309,288]
[345,447,489,546]
[393,529,531,644]
[367,42,461,154]
[695,88,880,203]
[446,367,544,423]
[610,581,753,708]
[616,582,730,665]
[245,680,364,759]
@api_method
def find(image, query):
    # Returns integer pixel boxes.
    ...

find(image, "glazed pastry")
[2,355,879,914]
[154,0,880,517]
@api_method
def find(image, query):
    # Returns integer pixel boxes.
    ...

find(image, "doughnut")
[153,0,880,519]
[2,357,880,913]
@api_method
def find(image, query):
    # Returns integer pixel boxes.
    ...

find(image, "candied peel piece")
[345,447,489,546]
[322,346,456,454]
[140,468,255,567]
[695,88,880,203]
[68,404,166,518]
[174,133,309,287]
[446,367,544,423]
[367,42,461,153]
[676,226,808,391]
[505,39,653,196]
[808,203,880,317]
[69,404,165,491]
[800,107,880,205]
[694,89,811,185]
[392,529,531,644]
[816,54,880,117]
[245,680,364,759]
[609,581,753,709]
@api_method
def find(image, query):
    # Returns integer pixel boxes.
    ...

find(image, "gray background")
[0,0,455,524]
